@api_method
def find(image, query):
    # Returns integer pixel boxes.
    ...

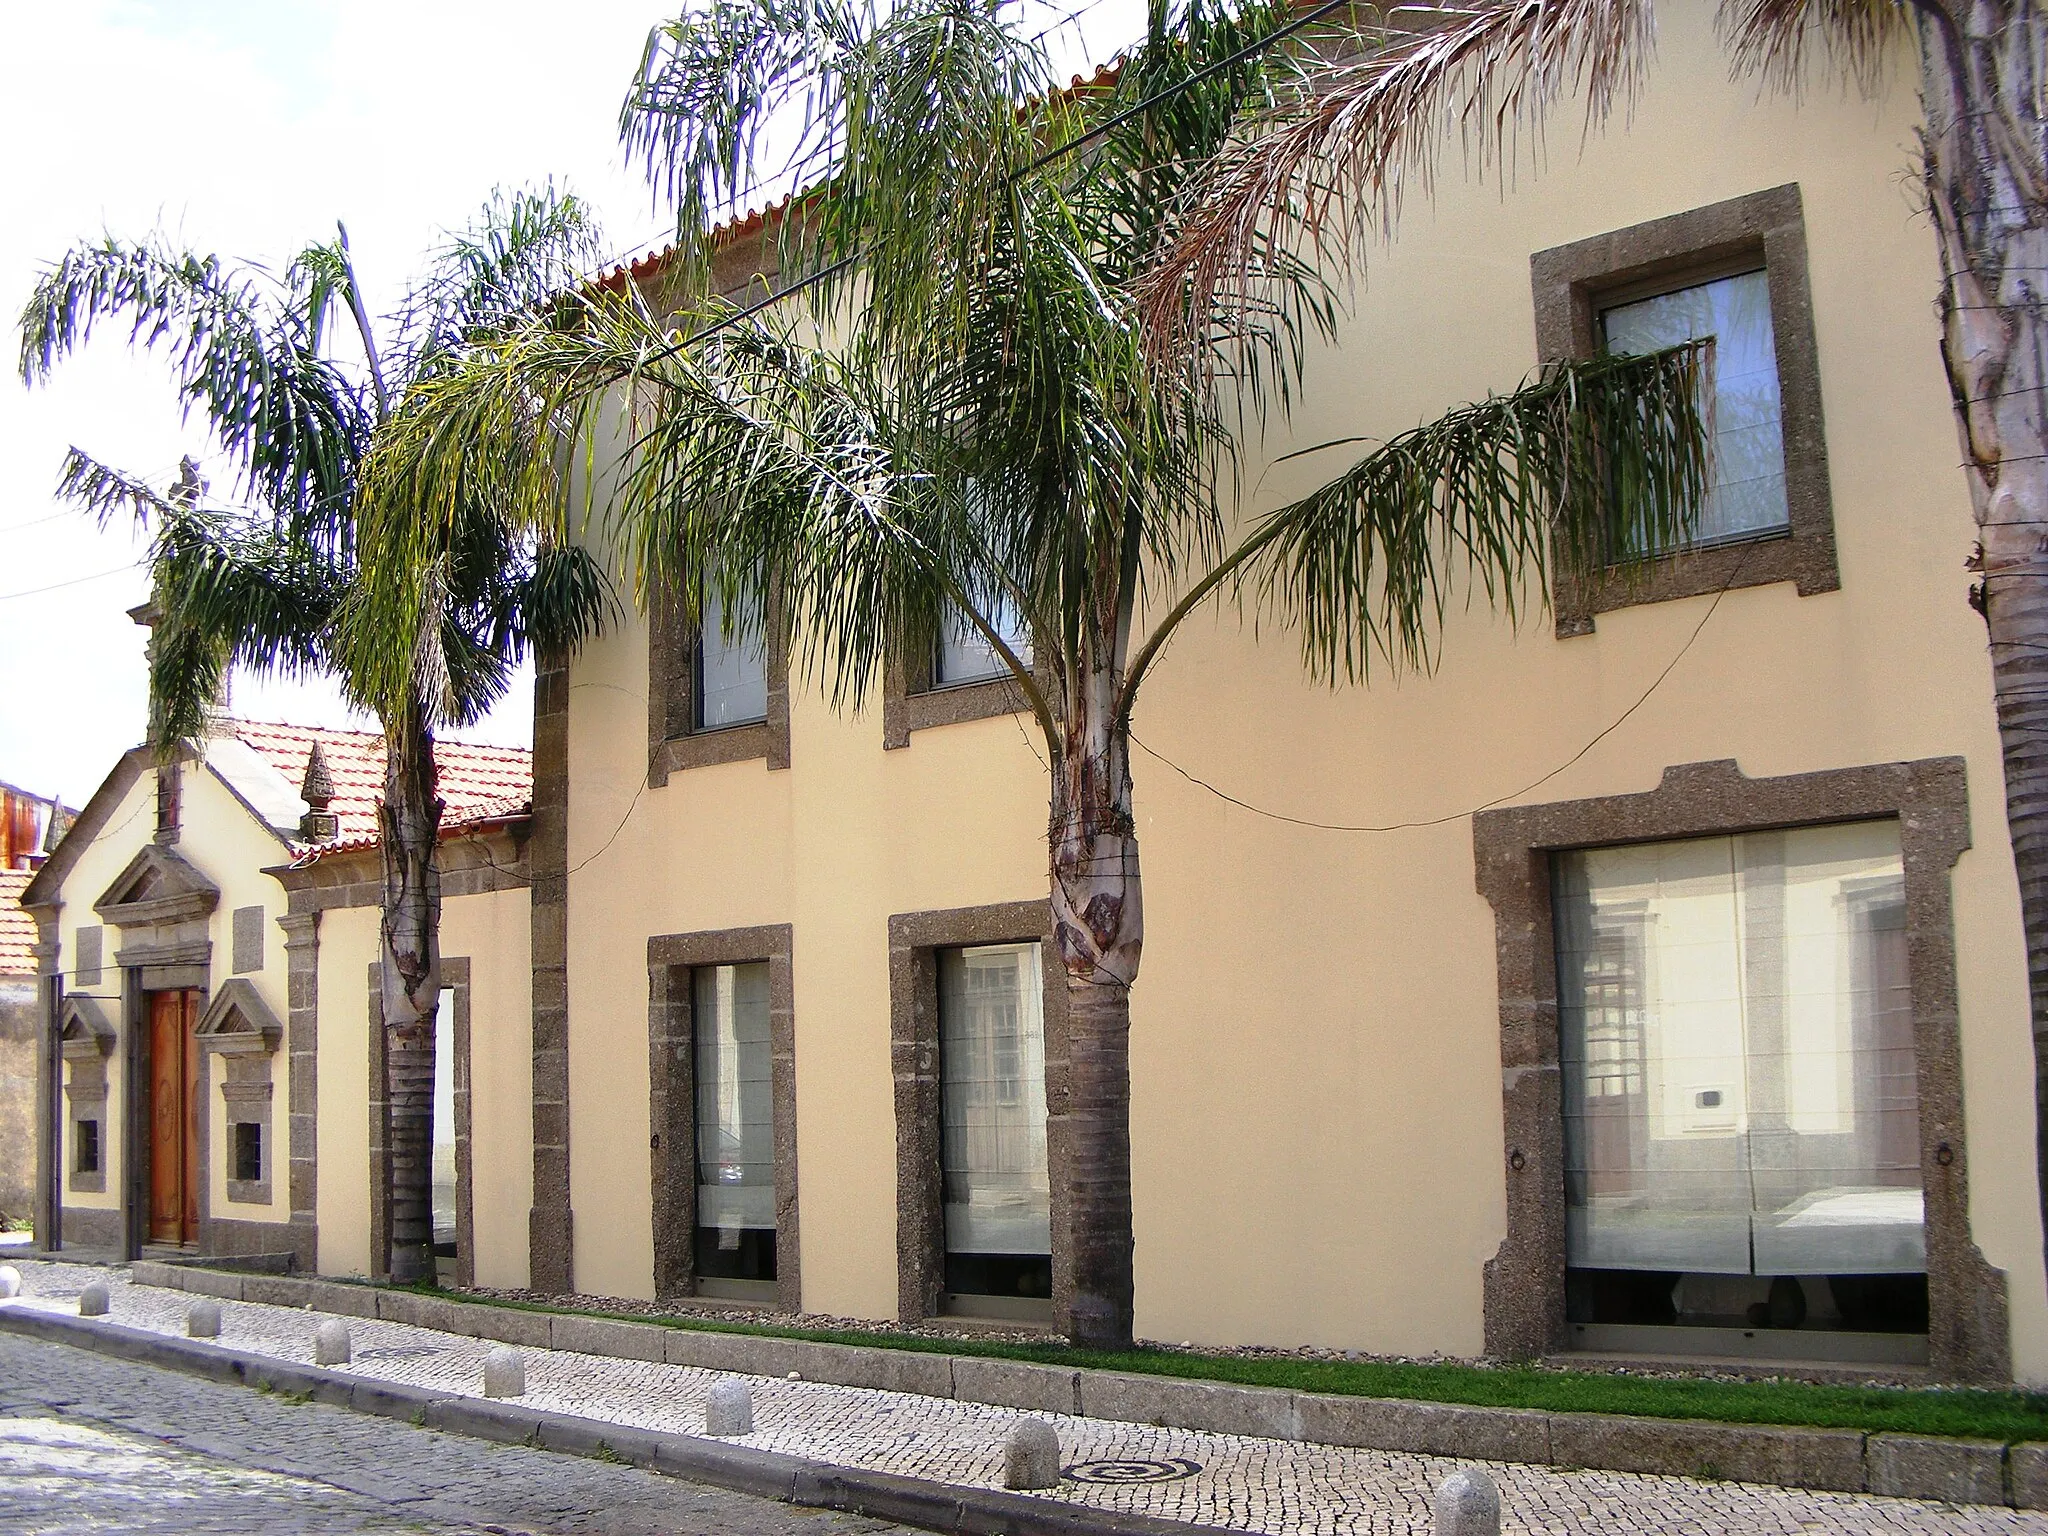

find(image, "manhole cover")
[1062,1457,1203,1485]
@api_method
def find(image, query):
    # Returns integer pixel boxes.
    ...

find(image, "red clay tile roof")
[230,720,531,856]
[0,869,34,977]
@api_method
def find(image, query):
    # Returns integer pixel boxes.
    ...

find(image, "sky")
[0,0,1140,809]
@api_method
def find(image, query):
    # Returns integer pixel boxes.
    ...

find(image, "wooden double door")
[148,989,201,1246]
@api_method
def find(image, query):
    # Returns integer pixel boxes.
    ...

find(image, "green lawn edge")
[373,1282,2048,1444]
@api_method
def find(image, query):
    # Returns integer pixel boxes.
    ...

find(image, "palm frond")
[1716,0,1906,93]
[1226,342,1708,685]
[392,181,604,385]
[52,448,182,531]
[19,234,369,530]
[1139,0,1657,362]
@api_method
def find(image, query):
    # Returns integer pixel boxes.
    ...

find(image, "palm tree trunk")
[380,698,444,1285]
[1919,3,2048,1282]
[1049,649,1143,1350]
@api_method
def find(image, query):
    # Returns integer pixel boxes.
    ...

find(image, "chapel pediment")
[93,843,219,929]
[195,977,283,1055]
[58,993,116,1060]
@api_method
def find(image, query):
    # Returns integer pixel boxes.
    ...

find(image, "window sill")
[67,1173,105,1195]
[1554,524,1836,638]
[652,720,778,779]
[940,1292,1055,1325]
[883,673,1031,750]
[225,1180,271,1206]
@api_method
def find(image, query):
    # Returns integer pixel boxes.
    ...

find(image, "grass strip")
[380,1283,2048,1444]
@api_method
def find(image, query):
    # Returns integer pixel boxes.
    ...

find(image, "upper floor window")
[1602,269,1788,551]
[695,583,768,730]
[933,596,1032,688]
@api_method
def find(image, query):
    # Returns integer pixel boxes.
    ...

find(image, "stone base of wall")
[125,1261,2046,1510]
[201,1217,315,1272]
[53,1206,123,1251]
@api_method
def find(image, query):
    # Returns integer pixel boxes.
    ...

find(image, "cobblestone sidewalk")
[6,1260,2041,1535]
[0,1330,908,1535]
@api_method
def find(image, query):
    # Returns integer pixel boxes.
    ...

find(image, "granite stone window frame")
[880,646,1037,751]
[646,923,801,1310]
[888,899,1073,1328]
[1532,184,1839,637]
[1471,757,2010,1383]
[368,958,473,1286]
[647,581,791,784]
[60,993,115,1196]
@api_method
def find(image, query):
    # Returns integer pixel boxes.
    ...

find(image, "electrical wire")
[0,561,147,602]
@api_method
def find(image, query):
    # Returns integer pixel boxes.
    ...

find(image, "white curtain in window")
[1603,269,1788,545]
[696,963,775,1235]
[940,943,1050,1255]
[697,583,768,727]
[1556,820,1921,1276]
[431,990,457,1248]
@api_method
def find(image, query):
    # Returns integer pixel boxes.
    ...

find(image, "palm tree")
[355,0,1707,1346]
[18,185,615,1283]
[1143,0,2048,1303]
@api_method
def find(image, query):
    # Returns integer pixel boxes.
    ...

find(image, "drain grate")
[1062,1457,1203,1485]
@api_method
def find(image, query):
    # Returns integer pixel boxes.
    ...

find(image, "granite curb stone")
[1868,1433,2009,1504]
[0,1306,1244,1536]
[2010,1443,2048,1510]
[111,1261,2042,1509]
[1547,1412,1869,1492]
[1297,1395,1551,1464]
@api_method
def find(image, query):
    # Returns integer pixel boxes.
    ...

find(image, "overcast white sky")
[0,0,1136,809]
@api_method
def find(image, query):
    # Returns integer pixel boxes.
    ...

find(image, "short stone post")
[1432,1468,1500,1536]
[705,1379,754,1436]
[313,1318,351,1366]
[0,1265,21,1298]
[482,1345,525,1398]
[1003,1419,1062,1491]
[77,1281,110,1317]
[186,1300,222,1338]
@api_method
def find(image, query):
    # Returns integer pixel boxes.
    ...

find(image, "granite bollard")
[483,1345,525,1398]
[186,1300,222,1338]
[1433,1468,1500,1536]
[313,1318,352,1366]
[1003,1419,1063,1491]
[77,1281,110,1317]
[0,1265,20,1299]
[705,1379,754,1436]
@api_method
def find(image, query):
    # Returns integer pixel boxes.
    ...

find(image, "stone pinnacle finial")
[298,742,339,844]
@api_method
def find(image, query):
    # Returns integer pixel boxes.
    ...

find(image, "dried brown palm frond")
[1716,0,1906,96]
[1140,0,1657,364]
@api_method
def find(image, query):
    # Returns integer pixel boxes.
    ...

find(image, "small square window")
[233,1121,263,1184]
[1601,269,1789,552]
[74,1119,100,1175]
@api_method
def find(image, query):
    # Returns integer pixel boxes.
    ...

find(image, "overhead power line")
[0,561,146,602]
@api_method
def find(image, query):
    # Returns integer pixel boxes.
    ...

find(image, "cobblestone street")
[0,1330,910,1535]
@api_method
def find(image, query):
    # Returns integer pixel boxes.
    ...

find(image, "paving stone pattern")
[8,1261,2045,1535]
[0,1329,908,1535]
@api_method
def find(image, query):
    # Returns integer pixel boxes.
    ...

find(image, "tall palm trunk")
[1920,2,2048,1279]
[1049,622,1143,1350]
[380,696,444,1285]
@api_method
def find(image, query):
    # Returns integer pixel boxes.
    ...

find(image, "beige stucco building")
[26,2,2044,1388]
[530,6,2039,1386]
[22,708,532,1289]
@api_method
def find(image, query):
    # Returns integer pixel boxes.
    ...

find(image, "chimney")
[298,742,339,844]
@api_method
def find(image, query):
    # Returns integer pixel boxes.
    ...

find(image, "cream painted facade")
[540,6,2046,1384]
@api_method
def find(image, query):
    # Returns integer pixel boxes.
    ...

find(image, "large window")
[1555,821,1924,1337]
[695,584,768,730]
[939,942,1051,1308]
[695,962,778,1291]
[1602,269,1788,550]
